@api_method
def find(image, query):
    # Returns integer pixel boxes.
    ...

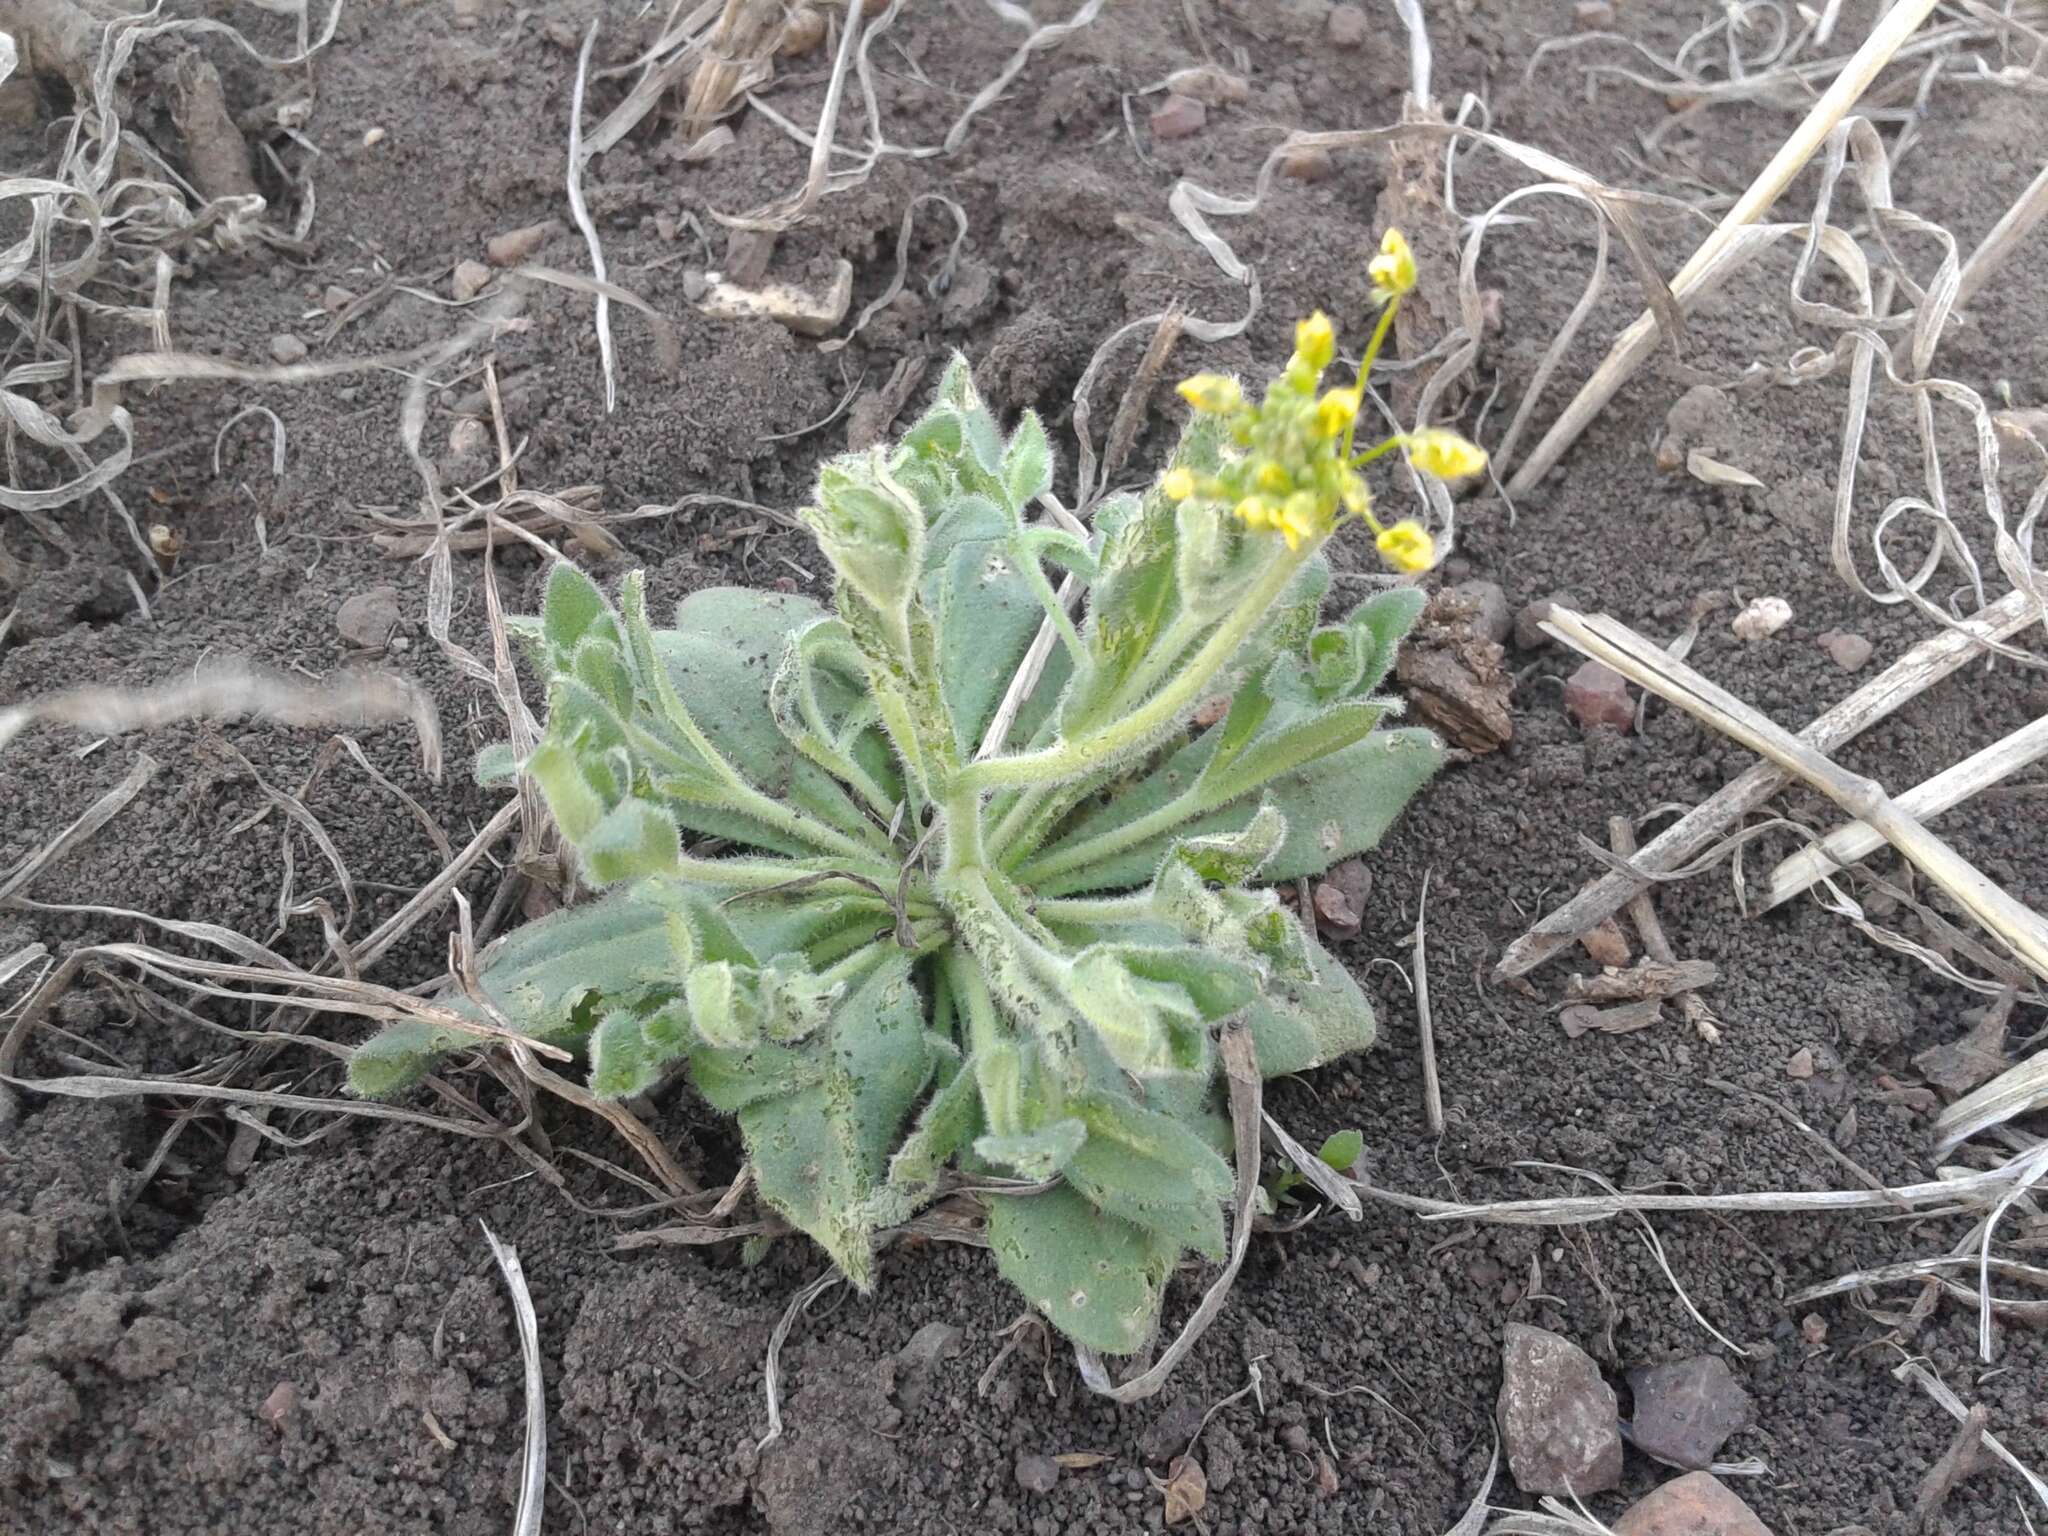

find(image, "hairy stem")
[963,543,1311,793]
[1013,781,1206,889]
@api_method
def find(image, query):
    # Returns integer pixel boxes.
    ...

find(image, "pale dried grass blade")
[942,0,1105,154]
[1763,712,2048,910]
[480,1222,548,1536]
[566,21,617,413]
[1507,0,1944,492]
[1497,585,2043,979]
[758,1267,843,1450]
[0,752,157,905]
[718,0,862,232]
[1072,1021,1260,1402]
[1261,1108,1363,1220]
[1540,607,2048,984]
[0,663,441,778]
[1891,1358,2048,1516]
[1934,1055,2048,1156]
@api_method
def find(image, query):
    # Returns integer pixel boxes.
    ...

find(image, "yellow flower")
[1313,387,1362,439]
[1233,495,1276,530]
[1369,228,1416,304]
[1254,460,1292,495]
[1404,427,1488,480]
[1293,311,1335,373]
[1161,466,1196,501]
[1375,520,1435,573]
[1339,469,1371,515]
[1177,374,1243,414]
[1279,492,1323,545]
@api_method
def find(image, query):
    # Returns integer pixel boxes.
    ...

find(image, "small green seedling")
[1267,1128,1366,1207]
[351,233,1479,1356]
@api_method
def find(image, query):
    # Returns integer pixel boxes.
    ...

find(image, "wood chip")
[1562,999,1664,1038]
[1564,959,1717,1004]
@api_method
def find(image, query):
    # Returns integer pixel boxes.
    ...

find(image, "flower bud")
[1375,519,1435,573]
[1369,227,1417,303]
[1403,427,1488,480]
[1176,373,1243,414]
[1292,310,1335,372]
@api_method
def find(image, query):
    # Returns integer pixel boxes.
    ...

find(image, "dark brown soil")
[4,3,2046,1534]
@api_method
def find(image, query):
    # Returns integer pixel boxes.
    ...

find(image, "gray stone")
[1515,592,1580,649]
[336,586,402,648]
[1498,1323,1623,1496]
[1015,1451,1059,1495]
[1818,630,1872,672]
[893,1321,963,1409]
[267,333,308,365]
[1627,1355,1753,1470]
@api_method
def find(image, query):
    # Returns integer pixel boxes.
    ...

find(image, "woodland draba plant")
[351,233,1485,1355]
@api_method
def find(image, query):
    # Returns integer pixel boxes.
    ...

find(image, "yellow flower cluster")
[1165,314,1373,552]
[1157,233,1486,575]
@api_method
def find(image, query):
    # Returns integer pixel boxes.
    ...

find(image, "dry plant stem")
[1892,1360,2048,1517]
[479,1223,547,1536]
[1914,1402,1989,1529]
[1496,584,2044,979]
[1607,815,1720,1043]
[1955,159,2048,312]
[0,752,156,905]
[566,22,616,414]
[1763,712,2048,910]
[976,494,1092,760]
[1348,1140,2045,1223]
[1542,608,2048,984]
[1506,0,1943,493]
[1409,869,1444,1135]
[1935,1052,2048,1157]
[718,0,862,232]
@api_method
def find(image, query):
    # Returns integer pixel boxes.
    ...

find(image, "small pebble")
[322,285,355,311]
[1279,145,1334,182]
[361,126,385,148]
[1799,1313,1827,1346]
[336,586,402,648]
[777,6,826,55]
[1164,65,1249,107]
[1149,94,1207,141]
[451,259,493,301]
[1327,3,1368,47]
[1499,1324,1623,1495]
[487,220,559,267]
[1731,595,1792,642]
[1579,918,1631,970]
[1015,1452,1059,1495]
[1818,630,1872,672]
[1625,1356,1753,1470]
[1574,0,1615,27]
[1611,1472,1774,1536]
[1786,1047,1815,1080]
[1565,660,1634,731]
[268,333,308,365]
[259,1381,298,1431]
[1515,593,1580,650]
